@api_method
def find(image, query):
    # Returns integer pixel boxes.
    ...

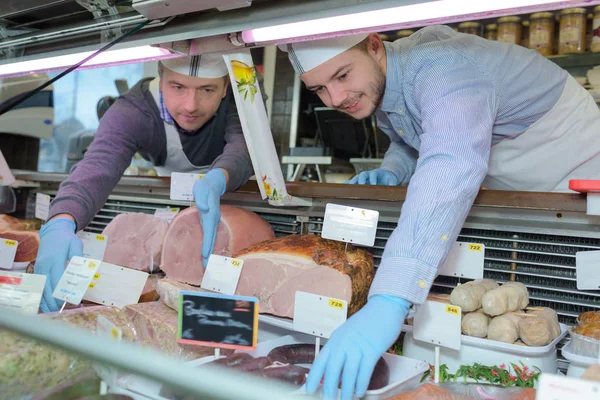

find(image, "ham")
[0,215,41,231]
[159,205,275,285]
[0,230,40,262]
[102,213,169,272]
[138,273,165,303]
[233,234,375,319]
[157,278,208,311]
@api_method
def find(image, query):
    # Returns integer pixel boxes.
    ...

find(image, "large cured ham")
[159,205,275,285]
[233,234,375,319]
[0,230,40,262]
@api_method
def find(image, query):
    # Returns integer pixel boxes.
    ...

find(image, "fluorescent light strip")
[0,45,178,78]
[242,0,587,43]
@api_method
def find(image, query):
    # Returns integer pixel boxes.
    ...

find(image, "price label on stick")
[293,291,348,338]
[575,250,600,290]
[201,254,244,295]
[77,231,108,260]
[177,291,259,351]
[83,262,148,308]
[0,271,46,315]
[154,207,180,224]
[321,203,379,247]
[170,173,205,201]
[35,193,50,221]
[537,373,600,400]
[413,301,462,351]
[0,238,18,269]
[53,257,100,305]
[438,241,485,280]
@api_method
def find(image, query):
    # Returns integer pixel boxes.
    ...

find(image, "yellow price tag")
[45,195,50,201]
[197,174,205,179]
[171,208,179,212]
[110,327,120,341]
[328,299,344,309]
[231,259,243,268]
[446,305,460,316]
[88,282,96,289]
[93,273,100,280]
[88,261,98,269]
[3,239,17,247]
[468,244,483,252]
[95,235,105,241]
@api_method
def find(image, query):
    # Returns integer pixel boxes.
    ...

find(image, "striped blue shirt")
[368,25,569,305]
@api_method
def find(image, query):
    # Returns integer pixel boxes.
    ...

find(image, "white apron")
[482,74,600,192]
[147,77,211,177]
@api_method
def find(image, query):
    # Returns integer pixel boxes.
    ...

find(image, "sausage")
[210,352,254,367]
[232,356,273,372]
[266,344,322,364]
[260,364,310,386]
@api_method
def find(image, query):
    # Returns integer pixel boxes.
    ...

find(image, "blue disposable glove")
[193,168,227,268]
[306,294,411,400]
[344,168,399,186]
[34,217,83,313]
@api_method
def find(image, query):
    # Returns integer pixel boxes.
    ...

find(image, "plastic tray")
[0,261,29,271]
[401,323,567,374]
[561,340,599,378]
[567,326,600,358]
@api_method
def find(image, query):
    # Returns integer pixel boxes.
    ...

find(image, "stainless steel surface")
[0,0,71,19]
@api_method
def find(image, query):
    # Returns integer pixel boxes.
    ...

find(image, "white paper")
[537,373,600,400]
[154,207,180,224]
[0,150,15,186]
[321,203,379,247]
[35,192,51,221]
[77,231,108,260]
[83,261,148,308]
[53,256,101,305]
[413,301,462,351]
[0,271,46,315]
[437,242,485,280]
[200,254,244,295]
[293,291,347,338]
[0,238,18,269]
[576,250,600,290]
[170,172,204,201]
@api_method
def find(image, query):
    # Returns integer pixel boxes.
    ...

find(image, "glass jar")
[558,7,587,54]
[485,24,497,40]
[497,16,522,45]
[586,12,594,51]
[529,12,555,56]
[521,20,530,48]
[396,30,414,39]
[458,21,481,36]
[592,6,600,52]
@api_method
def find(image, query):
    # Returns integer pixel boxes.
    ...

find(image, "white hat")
[161,53,228,78]
[279,33,369,75]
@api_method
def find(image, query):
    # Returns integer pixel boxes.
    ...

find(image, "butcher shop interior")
[2,0,600,399]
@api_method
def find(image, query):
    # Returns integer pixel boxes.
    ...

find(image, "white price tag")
[293,291,347,338]
[200,254,244,295]
[154,207,180,224]
[97,314,123,342]
[0,150,15,186]
[0,238,18,269]
[536,373,600,400]
[321,203,379,247]
[438,242,485,280]
[170,172,205,201]
[83,261,149,308]
[575,250,600,290]
[0,271,46,315]
[77,231,108,260]
[35,193,51,221]
[53,256,100,305]
[414,301,462,351]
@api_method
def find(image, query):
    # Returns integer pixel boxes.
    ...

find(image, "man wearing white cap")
[282,25,600,399]
[34,53,255,312]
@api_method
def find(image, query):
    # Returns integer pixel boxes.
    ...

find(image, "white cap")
[161,53,228,78]
[279,33,369,75]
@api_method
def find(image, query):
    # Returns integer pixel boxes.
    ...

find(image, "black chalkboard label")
[177,291,259,351]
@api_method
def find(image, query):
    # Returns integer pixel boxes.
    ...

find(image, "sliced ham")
[159,205,275,285]
[157,278,208,311]
[233,234,375,319]
[102,213,169,272]
[0,230,40,262]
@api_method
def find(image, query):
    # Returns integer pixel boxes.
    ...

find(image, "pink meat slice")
[159,205,275,285]
[102,213,169,272]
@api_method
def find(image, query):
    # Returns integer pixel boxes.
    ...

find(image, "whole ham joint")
[0,230,40,262]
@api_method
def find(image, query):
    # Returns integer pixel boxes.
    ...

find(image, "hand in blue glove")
[34,217,83,313]
[193,168,227,268]
[344,168,399,186]
[306,294,411,400]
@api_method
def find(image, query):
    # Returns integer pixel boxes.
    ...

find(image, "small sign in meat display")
[177,291,259,351]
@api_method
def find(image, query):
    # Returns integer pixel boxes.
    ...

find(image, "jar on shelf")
[558,7,587,54]
[529,12,555,56]
[497,16,522,45]
[458,21,482,36]
[521,20,530,48]
[586,12,594,51]
[592,6,600,52]
[485,23,498,40]
[396,30,415,39]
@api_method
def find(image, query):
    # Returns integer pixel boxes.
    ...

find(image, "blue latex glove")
[193,168,227,268]
[34,218,83,313]
[306,294,411,400]
[344,168,399,186]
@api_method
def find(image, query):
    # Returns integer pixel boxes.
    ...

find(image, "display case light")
[242,0,599,44]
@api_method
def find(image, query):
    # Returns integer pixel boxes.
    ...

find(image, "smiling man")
[34,53,254,313]
[282,25,600,400]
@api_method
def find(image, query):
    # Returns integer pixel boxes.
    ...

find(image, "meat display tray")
[561,339,599,378]
[401,323,568,375]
